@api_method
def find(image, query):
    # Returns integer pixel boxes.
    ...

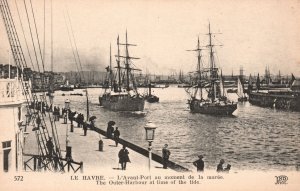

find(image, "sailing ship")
[237,76,248,101]
[186,24,237,115]
[99,32,145,111]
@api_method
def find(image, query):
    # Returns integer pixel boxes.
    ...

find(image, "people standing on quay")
[83,121,88,136]
[113,127,120,147]
[32,115,42,131]
[57,106,61,118]
[79,114,84,128]
[162,144,171,169]
[217,159,225,172]
[118,145,130,170]
[46,137,54,158]
[53,106,60,121]
[75,113,84,128]
[224,164,231,173]
[53,106,57,121]
[106,121,115,139]
[76,113,80,127]
[90,119,96,130]
[193,155,204,172]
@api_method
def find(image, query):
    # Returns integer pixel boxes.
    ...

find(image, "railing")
[0,78,24,104]
[23,154,83,173]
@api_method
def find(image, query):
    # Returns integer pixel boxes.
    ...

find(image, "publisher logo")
[275,175,288,185]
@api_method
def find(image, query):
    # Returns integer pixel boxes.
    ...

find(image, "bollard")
[99,140,103,151]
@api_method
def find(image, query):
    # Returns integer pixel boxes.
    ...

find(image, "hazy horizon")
[0,0,299,76]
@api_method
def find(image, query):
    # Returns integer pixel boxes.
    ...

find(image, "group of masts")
[106,31,141,93]
[187,23,223,102]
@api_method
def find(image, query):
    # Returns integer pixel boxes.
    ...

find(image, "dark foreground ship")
[99,32,145,111]
[186,24,237,115]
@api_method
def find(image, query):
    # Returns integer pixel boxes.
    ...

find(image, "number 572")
[14,176,23,181]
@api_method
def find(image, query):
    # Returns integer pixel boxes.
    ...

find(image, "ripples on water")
[52,87,300,171]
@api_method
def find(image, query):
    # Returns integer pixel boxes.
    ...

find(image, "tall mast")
[197,37,202,99]
[109,43,113,90]
[187,36,204,99]
[116,31,140,92]
[125,30,130,91]
[117,35,121,92]
[208,22,216,101]
[50,0,54,93]
[51,0,53,73]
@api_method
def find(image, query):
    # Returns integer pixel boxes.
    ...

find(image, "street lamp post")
[144,121,157,171]
[64,99,72,159]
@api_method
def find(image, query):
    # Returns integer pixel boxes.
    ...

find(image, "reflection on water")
[52,87,300,171]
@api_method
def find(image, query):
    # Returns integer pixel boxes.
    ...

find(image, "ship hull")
[189,99,237,115]
[99,94,145,111]
[249,91,300,111]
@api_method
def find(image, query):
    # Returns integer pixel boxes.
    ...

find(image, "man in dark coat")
[32,115,42,131]
[83,121,88,136]
[57,107,61,118]
[106,124,114,139]
[162,144,171,169]
[118,145,130,170]
[224,164,231,173]
[217,159,225,172]
[80,114,84,128]
[193,155,204,172]
[113,127,120,147]
[46,137,54,158]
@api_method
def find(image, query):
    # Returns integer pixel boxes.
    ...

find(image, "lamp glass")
[144,121,157,141]
[146,129,155,140]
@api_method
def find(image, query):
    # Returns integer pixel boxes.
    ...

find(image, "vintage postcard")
[0,0,299,190]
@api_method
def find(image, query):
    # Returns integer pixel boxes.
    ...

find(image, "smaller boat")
[60,80,74,91]
[237,76,248,102]
[145,83,159,103]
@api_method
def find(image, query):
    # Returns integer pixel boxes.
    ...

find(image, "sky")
[0,0,300,76]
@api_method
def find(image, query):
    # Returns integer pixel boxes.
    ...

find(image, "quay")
[23,112,189,173]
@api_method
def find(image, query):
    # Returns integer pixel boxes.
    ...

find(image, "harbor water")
[51,86,300,171]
